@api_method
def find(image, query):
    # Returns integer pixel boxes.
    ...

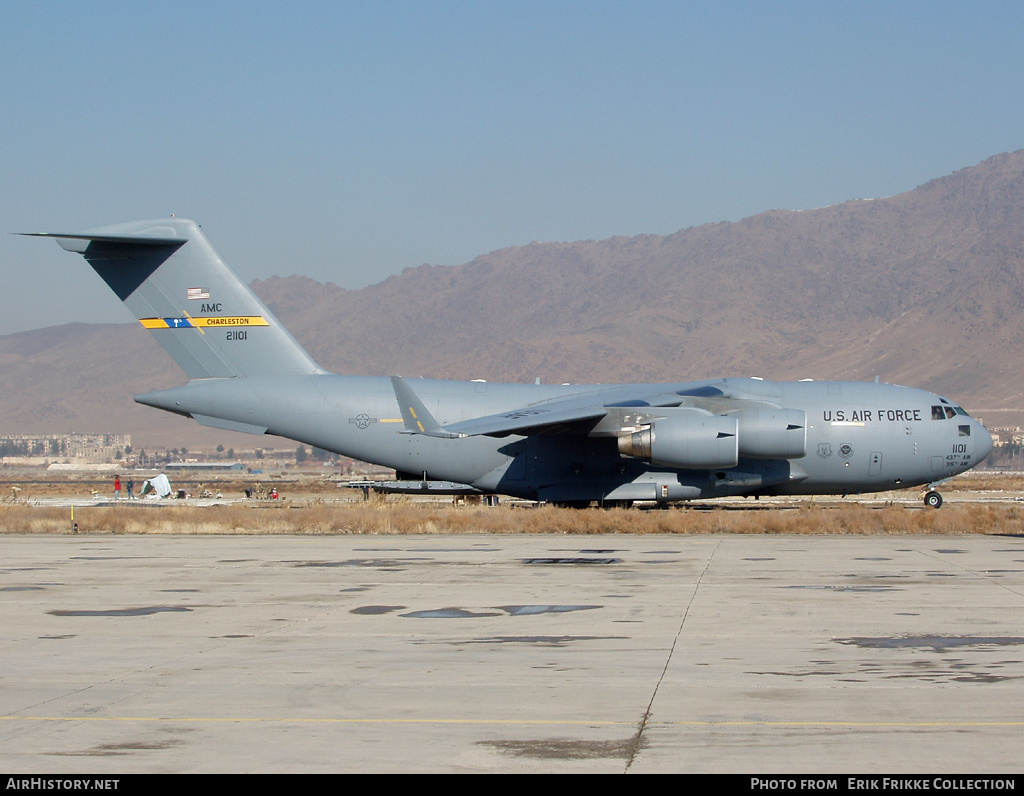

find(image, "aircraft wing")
[443,403,611,437]
[441,382,782,438]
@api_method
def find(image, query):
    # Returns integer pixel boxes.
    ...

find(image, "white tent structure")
[139,473,172,498]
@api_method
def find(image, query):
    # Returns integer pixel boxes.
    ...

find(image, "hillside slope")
[2,151,1021,446]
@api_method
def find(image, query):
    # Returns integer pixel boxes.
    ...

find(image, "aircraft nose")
[976,422,994,463]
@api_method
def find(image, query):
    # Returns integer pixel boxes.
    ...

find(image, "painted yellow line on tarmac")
[3,716,1022,727]
[1,715,631,726]
[666,720,1024,727]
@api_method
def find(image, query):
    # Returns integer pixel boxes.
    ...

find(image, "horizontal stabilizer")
[20,231,186,252]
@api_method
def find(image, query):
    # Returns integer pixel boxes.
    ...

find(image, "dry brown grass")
[0,474,342,500]
[946,472,1024,492]
[2,500,1023,536]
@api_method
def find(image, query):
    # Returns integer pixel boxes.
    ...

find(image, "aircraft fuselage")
[138,374,991,504]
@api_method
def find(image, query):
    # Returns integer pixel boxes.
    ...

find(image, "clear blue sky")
[3,1,1023,335]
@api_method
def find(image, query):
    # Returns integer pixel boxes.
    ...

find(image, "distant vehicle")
[28,218,993,507]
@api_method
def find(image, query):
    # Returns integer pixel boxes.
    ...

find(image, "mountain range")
[2,150,1022,449]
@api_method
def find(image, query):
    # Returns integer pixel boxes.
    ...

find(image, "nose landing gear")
[923,490,943,509]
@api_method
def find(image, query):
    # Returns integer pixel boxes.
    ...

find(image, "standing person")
[114,475,121,501]
[126,478,135,500]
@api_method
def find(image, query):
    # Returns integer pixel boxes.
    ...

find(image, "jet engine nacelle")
[618,410,739,469]
[732,408,807,459]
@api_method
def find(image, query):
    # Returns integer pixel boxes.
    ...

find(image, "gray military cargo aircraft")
[28,218,993,508]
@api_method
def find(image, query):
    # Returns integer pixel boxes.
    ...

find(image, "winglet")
[390,376,460,438]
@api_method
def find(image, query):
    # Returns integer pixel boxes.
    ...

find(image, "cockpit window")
[959,425,971,437]
[933,404,970,419]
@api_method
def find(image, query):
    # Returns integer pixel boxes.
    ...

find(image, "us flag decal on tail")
[187,287,209,300]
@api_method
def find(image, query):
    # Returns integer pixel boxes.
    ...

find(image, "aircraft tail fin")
[25,218,322,379]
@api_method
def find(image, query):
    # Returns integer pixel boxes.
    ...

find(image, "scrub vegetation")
[1,499,1023,536]
[1,469,1020,535]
